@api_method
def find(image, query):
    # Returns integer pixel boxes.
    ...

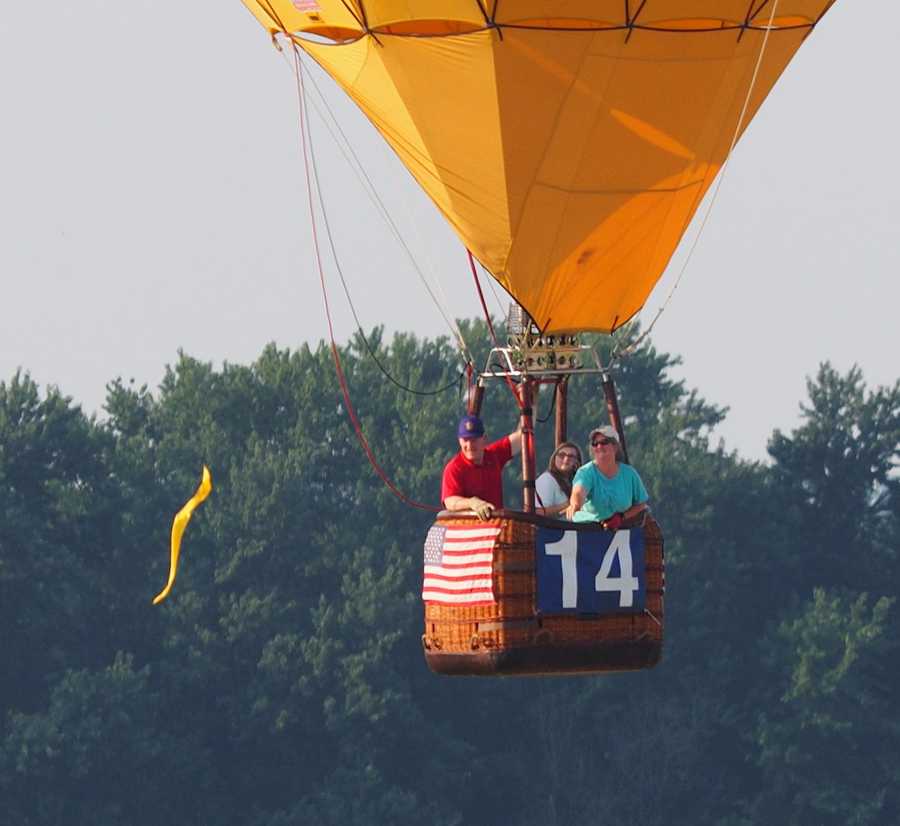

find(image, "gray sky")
[1,2,896,461]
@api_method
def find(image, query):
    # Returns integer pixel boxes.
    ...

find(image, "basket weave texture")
[423,514,664,656]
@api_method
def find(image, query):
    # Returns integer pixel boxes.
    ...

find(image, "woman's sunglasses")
[592,438,615,447]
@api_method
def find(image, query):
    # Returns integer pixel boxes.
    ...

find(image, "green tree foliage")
[1,335,897,825]
[768,363,900,594]
[0,374,122,709]
[749,590,900,826]
[2,652,223,826]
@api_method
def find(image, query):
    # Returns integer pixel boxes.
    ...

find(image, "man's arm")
[442,457,495,521]
[508,428,523,456]
[444,495,494,521]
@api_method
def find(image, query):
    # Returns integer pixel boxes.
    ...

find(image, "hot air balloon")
[243,0,833,331]
[241,0,835,675]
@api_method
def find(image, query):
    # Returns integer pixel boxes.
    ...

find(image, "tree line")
[1,321,898,825]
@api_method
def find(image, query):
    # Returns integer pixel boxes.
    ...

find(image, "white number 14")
[545,530,638,608]
[595,531,639,608]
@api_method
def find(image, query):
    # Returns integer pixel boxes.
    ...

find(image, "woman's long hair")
[546,441,583,498]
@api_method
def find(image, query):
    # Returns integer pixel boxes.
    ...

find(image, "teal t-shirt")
[571,462,649,523]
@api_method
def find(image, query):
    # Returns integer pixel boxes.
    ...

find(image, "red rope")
[468,249,499,345]
[467,250,524,411]
[293,46,439,513]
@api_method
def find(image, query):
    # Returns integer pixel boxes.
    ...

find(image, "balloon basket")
[422,512,664,677]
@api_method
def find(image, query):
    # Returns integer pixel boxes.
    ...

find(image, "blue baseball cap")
[457,415,485,439]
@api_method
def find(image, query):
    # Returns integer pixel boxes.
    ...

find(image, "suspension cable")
[469,249,500,345]
[468,250,525,411]
[481,261,509,320]
[610,0,781,367]
[536,382,557,424]
[299,70,466,397]
[283,49,474,366]
[291,44,439,512]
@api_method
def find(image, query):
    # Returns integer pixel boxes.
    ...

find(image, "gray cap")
[589,425,620,443]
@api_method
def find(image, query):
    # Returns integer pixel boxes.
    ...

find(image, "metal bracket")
[478,340,605,382]
[478,303,607,383]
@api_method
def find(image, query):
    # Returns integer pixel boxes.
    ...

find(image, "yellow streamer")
[152,466,213,605]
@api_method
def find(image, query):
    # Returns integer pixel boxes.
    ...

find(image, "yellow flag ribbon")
[152,465,213,605]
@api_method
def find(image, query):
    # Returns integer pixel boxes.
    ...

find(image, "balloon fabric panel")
[242,1,833,332]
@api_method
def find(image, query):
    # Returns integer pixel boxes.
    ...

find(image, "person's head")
[547,441,582,496]
[588,425,624,464]
[457,414,486,464]
[548,441,582,477]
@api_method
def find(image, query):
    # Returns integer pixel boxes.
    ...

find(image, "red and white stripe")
[423,525,501,605]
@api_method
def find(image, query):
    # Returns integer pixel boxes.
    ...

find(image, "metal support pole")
[601,373,630,465]
[467,381,485,416]
[519,379,536,512]
[554,377,568,447]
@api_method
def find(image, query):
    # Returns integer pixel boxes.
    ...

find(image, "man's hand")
[468,497,495,521]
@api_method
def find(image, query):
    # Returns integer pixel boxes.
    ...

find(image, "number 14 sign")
[536,527,646,614]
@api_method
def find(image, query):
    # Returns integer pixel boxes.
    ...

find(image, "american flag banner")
[422,523,501,605]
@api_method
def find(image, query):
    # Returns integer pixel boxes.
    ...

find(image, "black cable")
[536,383,557,424]
[299,61,472,363]
[301,68,467,397]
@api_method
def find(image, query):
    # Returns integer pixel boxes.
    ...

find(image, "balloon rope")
[469,249,499,344]
[283,48,474,365]
[292,44,439,513]
[611,0,781,365]
[468,250,525,411]
[484,270,509,321]
[298,63,466,397]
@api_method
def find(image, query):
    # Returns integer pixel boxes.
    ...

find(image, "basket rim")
[436,508,656,533]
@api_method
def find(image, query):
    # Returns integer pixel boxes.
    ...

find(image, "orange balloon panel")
[242,1,835,333]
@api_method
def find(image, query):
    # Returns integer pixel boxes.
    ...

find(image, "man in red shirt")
[441,415,522,521]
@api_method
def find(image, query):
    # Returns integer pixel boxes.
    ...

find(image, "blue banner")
[536,527,646,614]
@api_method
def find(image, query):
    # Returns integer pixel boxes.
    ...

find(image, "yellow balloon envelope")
[242,1,835,333]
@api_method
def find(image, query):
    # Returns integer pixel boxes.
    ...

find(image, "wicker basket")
[423,511,664,676]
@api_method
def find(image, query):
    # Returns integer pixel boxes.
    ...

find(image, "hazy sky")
[1,2,897,460]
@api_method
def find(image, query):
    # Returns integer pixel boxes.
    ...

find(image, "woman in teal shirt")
[565,425,649,529]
